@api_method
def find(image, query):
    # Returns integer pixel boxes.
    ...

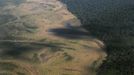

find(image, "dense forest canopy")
[61,0,134,75]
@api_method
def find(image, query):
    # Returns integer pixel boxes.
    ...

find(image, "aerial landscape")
[0,0,133,75]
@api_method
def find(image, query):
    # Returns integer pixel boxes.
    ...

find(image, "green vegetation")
[32,53,40,63]
[61,0,134,75]
[83,7,134,75]
[63,52,73,61]
[0,15,17,25]
[0,61,31,75]
[0,62,18,70]
[0,14,38,40]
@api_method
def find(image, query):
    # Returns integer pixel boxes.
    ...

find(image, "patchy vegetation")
[0,0,106,75]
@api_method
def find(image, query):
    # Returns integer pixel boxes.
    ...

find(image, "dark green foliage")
[84,7,134,75]
[61,0,134,74]
[32,53,40,63]
[63,53,73,61]
[0,15,17,25]
[0,72,12,75]
[0,12,38,40]
[85,8,134,75]
[17,72,26,75]
[0,62,18,70]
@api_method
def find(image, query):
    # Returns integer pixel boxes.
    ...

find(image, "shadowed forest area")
[61,0,134,75]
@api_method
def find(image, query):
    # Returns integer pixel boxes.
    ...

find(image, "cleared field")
[0,0,106,75]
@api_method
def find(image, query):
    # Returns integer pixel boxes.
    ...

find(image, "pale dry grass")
[0,0,107,75]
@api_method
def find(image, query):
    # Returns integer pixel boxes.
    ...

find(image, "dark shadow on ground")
[0,41,65,59]
[49,28,90,39]
[48,22,92,39]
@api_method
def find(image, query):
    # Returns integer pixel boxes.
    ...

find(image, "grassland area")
[0,0,106,75]
[0,38,106,75]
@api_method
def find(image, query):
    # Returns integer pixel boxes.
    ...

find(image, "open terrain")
[0,0,106,75]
